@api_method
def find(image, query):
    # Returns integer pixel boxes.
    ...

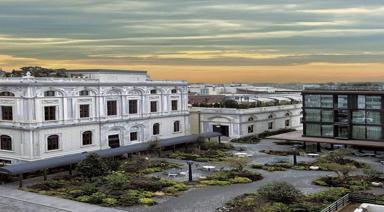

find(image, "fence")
[321,193,350,212]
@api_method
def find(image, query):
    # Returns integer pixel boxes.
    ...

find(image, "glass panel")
[306,124,321,136]
[337,126,349,138]
[366,96,381,109]
[304,95,320,108]
[321,110,333,122]
[337,95,348,109]
[357,95,366,109]
[321,95,333,108]
[367,126,382,140]
[305,109,321,122]
[352,126,366,139]
[352,111,365,124]
[336,110,349,124]
[322,125,334,137]
[366,111,381,124]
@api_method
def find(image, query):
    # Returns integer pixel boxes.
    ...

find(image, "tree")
[76,153,107,180]
[320,162,356,181]
[222,99,239,108]
[257,181,303,204]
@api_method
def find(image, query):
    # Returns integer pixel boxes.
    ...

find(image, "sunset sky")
[0,0,383,83]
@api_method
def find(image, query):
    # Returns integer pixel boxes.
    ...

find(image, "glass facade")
[304,93,383,141]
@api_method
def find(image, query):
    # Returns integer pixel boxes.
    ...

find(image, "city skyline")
[1,0,384,83]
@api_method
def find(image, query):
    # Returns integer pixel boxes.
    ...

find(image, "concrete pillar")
[316,143,321,152]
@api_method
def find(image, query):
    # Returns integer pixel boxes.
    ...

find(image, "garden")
[220,181,349,212]
[25,154,189,207]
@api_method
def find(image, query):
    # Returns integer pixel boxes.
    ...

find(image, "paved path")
[0,185,125,212]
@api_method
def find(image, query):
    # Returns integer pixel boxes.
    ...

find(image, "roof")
[0,132,221,175]
[267,130,384,148]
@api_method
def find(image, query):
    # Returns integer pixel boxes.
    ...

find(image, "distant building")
[190,97,302,139]
[0,70,190,164]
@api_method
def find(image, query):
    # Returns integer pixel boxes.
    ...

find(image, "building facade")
[190,103,302,139]
[0,70,190,164]
[303,88,384,141]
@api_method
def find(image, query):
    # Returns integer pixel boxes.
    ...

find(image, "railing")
[321,193,350,212]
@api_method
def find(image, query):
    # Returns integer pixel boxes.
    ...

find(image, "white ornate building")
[190,102,302,139]
[0,70,190,164]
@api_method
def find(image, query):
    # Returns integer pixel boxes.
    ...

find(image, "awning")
[0,132,221,175]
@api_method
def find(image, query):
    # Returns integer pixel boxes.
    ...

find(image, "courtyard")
[1,138,384,212]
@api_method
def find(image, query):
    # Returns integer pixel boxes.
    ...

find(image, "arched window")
[173,121,180,132]
[82,131,92,145]
[79,90,89,96]
[0,135,12,150]
[248,117,254,122]
[268,114,274,119]
[44,91,56,97]
[171,89,177,94]
[47,135,59,150]
[150,89,157,94]
[0,91,15,97]
[285,112,291,117]
[153,123,160,135]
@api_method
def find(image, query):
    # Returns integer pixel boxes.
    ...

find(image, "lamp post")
[187,160,194,182]
[292,145,299,166]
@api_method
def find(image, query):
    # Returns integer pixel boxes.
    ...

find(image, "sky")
[0,0,384,83]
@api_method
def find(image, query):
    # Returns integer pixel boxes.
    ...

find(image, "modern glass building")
[303,85,384,141]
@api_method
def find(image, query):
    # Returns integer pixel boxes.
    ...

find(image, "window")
[44,91,56,97]
[248,117,254,122]
[357,95,366,109]
[304,95,320,108]
[150,89,157,94]
[353,126,366,139]
[321,110,333,122]
[366,96,381,109]
[352,111,366,124]
[366,111,381,124]
[285,119,290,127]
[305,124,321,136]
[82,131,92,145]
[79,104,90,118]
[248,125,254,133]
[285,112,291,117]
[130,132,138,141]
[268,114,274,119]
[0,91,15,96]
[108,134,120,148]
[268,122,273,130]
[129,100,138,114]
[1,106,13,120]
[367,126,382,140]
[305,109,321,122]
[171,89,177,94]
[171,100,178,111]
[47,135,59,150]
[44,106,56,120]
[337,95,348,109]
[322,125,334,137]
[320,95,334,108]
[79,90,89,96]
[107,100,117,116]
[150,101,157,113]
[153,123,160,135]
[173,121,180,132]
[0,135,12,151]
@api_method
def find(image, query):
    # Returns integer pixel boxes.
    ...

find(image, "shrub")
[229,177,252,184]
[257,182,303,204]
[88,192,107,204]
[231,135,260,144]
[199,180,231,186]
[128,176,164,191]
[102,197,118,206]
[76,153,107,180]
[78,183,98,195]
[67,189,84,198]
[307,187,349,203]
[76,195,91,203]
[251,163,264,169]
[104,171,130,189]
[139,197,155,205]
